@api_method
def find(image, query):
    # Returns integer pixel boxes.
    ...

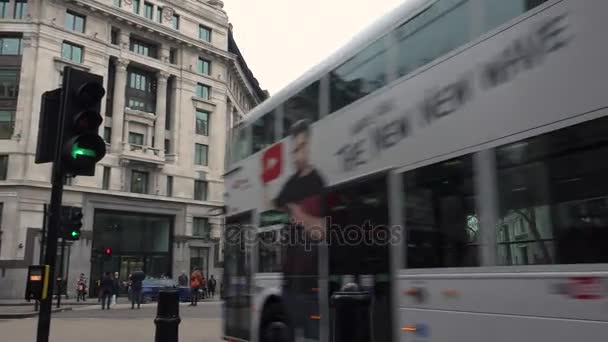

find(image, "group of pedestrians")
[98,269,145,310]
[182,268,217,306]
[78,268,219,310]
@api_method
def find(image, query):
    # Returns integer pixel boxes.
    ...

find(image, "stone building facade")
[0,0,266,298]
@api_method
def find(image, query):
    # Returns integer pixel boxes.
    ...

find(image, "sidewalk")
[0,305,73,319]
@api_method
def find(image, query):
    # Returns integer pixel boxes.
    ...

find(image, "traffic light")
[35,89,62,164]
[60,206,83,241]
[103,247,113,261]
[59,67,106,176]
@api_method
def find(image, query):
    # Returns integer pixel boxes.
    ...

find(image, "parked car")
[141,279,191,303]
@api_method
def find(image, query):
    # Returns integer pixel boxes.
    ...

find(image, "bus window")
[230,123,250,163]
[283,81,320,137]
[252,111,276,153]
[402,154,480,268]
[329,36,388,113]
[495,116,608,266]
[258,229,283,273]
[393,0,471,78]
[483,0,549,33]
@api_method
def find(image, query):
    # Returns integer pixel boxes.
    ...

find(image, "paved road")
[0,301,223,342]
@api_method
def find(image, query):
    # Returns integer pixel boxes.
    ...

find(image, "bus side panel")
[396,274,608,341]
[397,308,608,342]
[396,274,608,321]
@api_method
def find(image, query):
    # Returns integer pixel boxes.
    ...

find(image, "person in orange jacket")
[190,268,203,306]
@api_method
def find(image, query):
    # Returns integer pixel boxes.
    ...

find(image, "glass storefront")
[91,210,173,296]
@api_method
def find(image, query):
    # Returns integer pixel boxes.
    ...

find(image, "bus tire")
[260,303,292,342]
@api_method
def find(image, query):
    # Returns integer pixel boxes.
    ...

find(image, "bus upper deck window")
[283,81,320,137]
[329,37,388,113]
[252,112,276,153]
[483,0,549,33]
[394,0,471,78]
[231,124,250,163]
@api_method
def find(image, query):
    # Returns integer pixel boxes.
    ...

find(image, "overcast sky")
[223,0,406,94]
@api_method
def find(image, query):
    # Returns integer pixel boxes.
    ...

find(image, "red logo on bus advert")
[568,277,603,300]
[261,143,282,183]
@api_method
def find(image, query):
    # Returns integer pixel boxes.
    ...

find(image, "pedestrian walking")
[100,272,113,310]
[76,273,87,302]
[112,272,120,306]
[208,275,217,298]
[178,271,188,287]
[130,268,145,309]
[190,268,203,306]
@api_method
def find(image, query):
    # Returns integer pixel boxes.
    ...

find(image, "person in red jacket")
[190,268,203,306]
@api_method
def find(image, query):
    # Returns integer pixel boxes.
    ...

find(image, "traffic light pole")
[36,161,64,342]
[35,204,48,313]
[57,238,66,308]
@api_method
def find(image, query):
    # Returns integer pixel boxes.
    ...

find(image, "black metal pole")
[36,163,64,342]
[35,204,48,312]
[56,239,66,308]
[154,290,181,342]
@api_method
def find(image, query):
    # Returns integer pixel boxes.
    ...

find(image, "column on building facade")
[146,125,153,149]
[123,119,130,146]
[110,58,129,153]
[154,71,169,157]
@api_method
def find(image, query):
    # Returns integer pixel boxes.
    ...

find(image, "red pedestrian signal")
[104,248,112,255]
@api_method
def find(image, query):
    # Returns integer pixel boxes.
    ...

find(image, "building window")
[129,132,144,146]
[0,111,14,139]
[0,37,23,55]
[130,37,157,58]
[195,110,209,136]
[104,127,111,143]
[0,70,19,100]
[169,48,177,64]
[164,139,170,154]
[132,0,140,14]
[127,68,156,113]
[156,6,162,23]
[131,170,148,194]
[0,155,7,180]
[194,180,208,201]
[102,166,111,190]
[193,217,210,238]
[110,27,120,45]
[190,247,209,279]
[143,2,153,19]
[62,42,83,63]
[165,175,173,196]
[65,11,85,33]
[194,144,208,166]
[197,57,210,75]
[199,25,211,42]
[14,0,27,19]
[113,0,121,7]
[0,0,8,18]
[196,84,210,100]
[172,14,180,30]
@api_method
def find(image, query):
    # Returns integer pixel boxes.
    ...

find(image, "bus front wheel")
[260,304,292,342]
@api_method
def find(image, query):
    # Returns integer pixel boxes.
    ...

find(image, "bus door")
[325,175,393,342]
[223,211,254,341]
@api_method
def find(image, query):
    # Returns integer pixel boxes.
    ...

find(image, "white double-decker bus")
[222,1,608,341]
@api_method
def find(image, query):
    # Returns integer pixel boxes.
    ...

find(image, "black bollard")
[330,283,373,342]
[154,290,181,342]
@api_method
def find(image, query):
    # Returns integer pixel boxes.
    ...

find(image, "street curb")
[0,307,73,319]
[0,302,91,307]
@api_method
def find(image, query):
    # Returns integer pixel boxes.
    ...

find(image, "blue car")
[140,279,191,303]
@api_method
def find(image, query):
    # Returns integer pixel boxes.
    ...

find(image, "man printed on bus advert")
[271,119,326,240]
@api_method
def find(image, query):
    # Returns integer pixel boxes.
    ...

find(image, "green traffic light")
[71,230,79,237]
[71,142,97,159]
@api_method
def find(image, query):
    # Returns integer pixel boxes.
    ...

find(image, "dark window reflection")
[252,111,275,153]
[496,115,608,265]
[403,155,479,268]
[330,37,388,113]
[283,81,319,137]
